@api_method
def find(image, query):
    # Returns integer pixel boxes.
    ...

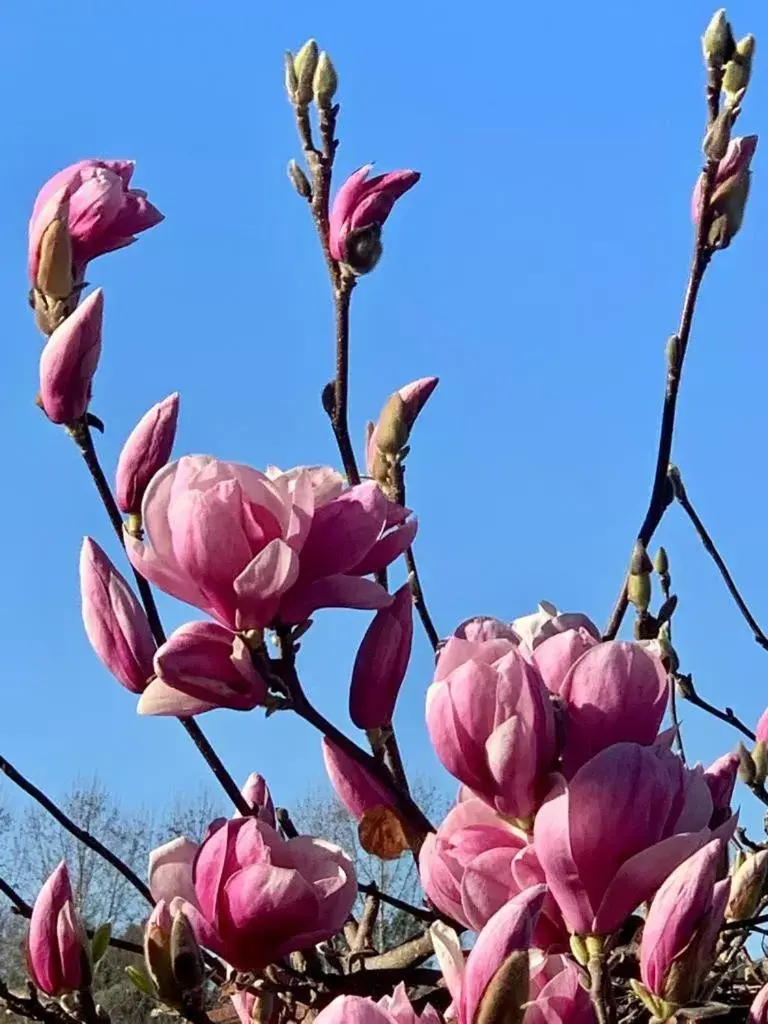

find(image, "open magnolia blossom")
[17,12,768,1024]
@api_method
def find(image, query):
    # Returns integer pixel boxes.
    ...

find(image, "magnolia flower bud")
[726,850,768,921]
[723,35,755,100]
[653,547,669,576]
[288,160,312,199]
[738,741,757,785]
[313,52,338,107]
[702,10,735,68]
[292,39,319,105]
[753,739,768,786]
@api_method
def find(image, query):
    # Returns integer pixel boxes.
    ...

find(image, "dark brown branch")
[69,421,250,817]
[404,547,439,652]
[676,674,756,741]
[0,754,153,905]
[603,67,724,642]
[0,979,72,1024]
[671,469,768,651]
[351,888,380,953]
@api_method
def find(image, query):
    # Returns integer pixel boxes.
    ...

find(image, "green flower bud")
[313,52,338,108]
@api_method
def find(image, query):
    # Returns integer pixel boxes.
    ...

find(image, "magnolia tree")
[6,10,768,1024]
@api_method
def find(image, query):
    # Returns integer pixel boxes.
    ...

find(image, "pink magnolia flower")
[431,885,546,1024]
[419,796,566,948]
[149,817,356,972]
[557,641,668,776]
[526,954,596,1024]
[750,984,768,1024]
[80,537,156,694]
[426,647,556,822]
[349,583,413,729]
[116,393,180,516]
[27,862,87,996]
[29,159,163,282]
[138,621,267,717]
[329,165,420,272]
[314,988,440,1024]
[237,773,276,827]
[126,458,415,630]
[692,135,758,224]
[640,840,729,1005]
[756,707,768,744]
[534,742,733,936]
[322,738,396,820]
[39,288,103,424]
[365,377,439,474]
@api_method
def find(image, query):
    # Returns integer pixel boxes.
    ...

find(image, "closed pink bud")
[116,393,180,515]
[139,621,267,716]
[349,583,413,729]
[557,641,669,776]
[322,738,396,820]
[28,862,87,996]
[39,288,103,424]
[29,159,163,282]
[750,984,768,1024]
[704,752,740,826]
[534,742,726,936]
[329,165,420,273]
[237,773,276,827]
[80,537,156,693]
[640,840,729,1005]
[426,648,556,823]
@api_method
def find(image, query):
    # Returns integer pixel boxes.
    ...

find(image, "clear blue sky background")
[1,1,767,841]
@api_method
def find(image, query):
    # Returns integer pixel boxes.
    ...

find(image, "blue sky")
[1,0,768,841]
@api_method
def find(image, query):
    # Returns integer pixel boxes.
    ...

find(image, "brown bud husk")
[708,169,751,248]
[359,806,410,860]
[144,921,181,1005]
[170,912,204,1001]
[737,741,757,785]
[630,541,653,576]
[752,739,768,787]
[475,950,530,1024]
[287,160,312,199]
[703,108,733,161]
[726,850,768,921]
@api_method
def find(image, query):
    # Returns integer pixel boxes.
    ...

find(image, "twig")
[603,66,725,641]
[671,468,768,651]
[69,421,250,817]
[668,675,687,764]
[352,888,380,953]
[0,979,71,1024]
[588,952,617,1024]
[404,547,439,652]
[0,753,153,905]
[676,674,756,741]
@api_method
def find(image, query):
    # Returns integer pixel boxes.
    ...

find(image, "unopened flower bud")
[653,547,669,576]
[630,541,653,576]
[144,902,179,1004]
[702,10,736,68]
[666,335,682,375]
[628,572,651,613]
[313,52,338,107]
[284,51,298,102]
[726,850,768,921]
[723,35,755,100]
[292,39,319,105]
[704,108,733,161]
[753,739,768,786]
[738,741,757,785]
[288,160,311,200]
[170,911,204,1000]
[675,673,694,700]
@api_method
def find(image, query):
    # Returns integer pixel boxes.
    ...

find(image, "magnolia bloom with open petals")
[80,537,156,693]
[640,840,729,1008]
[328,165,420,273]
[116,393,180,516]
[29,159,163,283]
[149,817,356,972]
[526,954,597,1024]
[39,287,103,424]
[314,988,441,1024]
[138,621,267,717]
[534,742,735,936]
[28,862,87,997]
[427,647,556,823]
[419,796,566,949]
[431,886,546,1024]
[126,458,415,630]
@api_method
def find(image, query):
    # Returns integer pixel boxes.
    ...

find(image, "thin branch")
[676,674,756,741]
[0,753,153,904]
[69,421,250,816]
[588,952,617,1024]
[603,66,724,641]
[668,675,687,764]
[352,889,380,953]
[0,979,72,1024]
[671,468,768,651]
[404,547,439,652]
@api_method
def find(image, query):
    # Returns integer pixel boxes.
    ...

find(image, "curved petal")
[149,837,200,907]
[278,574,392,624]
[234,538,300,628]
